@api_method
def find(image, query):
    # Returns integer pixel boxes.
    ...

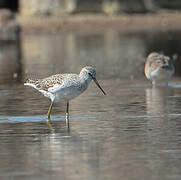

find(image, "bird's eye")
[88,73,93,77]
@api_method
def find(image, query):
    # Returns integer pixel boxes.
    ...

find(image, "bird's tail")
[24,78,39,89]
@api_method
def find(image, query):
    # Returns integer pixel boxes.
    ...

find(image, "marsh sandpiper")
[24,66,106,128]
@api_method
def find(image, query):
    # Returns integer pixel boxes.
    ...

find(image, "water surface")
[0,29,181,180]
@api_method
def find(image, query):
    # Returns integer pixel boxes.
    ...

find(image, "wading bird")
[144,52,174,86]
[24,66,106,127]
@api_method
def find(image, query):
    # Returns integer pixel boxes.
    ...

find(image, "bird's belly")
[151,68,172,81]
[54,86,85,102]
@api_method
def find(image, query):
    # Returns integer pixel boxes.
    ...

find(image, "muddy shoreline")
[16,11,181,33]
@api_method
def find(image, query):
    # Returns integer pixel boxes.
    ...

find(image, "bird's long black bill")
[93,78,106,95]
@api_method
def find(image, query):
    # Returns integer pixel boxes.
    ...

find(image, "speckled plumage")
[144,52,175,85]
[25,74,82,92]
[24,66,106,122]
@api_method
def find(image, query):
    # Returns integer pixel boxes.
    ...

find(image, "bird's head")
[80,66,106,95]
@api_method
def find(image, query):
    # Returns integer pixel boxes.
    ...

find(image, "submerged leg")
[152,80,156,87]
[47,101,54,119]
[65,101,69,128]
[47,120,54,132]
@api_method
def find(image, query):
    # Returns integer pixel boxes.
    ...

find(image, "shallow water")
[0,30,181,180]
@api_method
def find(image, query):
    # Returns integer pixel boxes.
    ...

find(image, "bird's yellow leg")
[66,102,69,128]
[47,101,54,120]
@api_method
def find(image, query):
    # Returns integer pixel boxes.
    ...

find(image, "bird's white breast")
[47,74,90,102]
